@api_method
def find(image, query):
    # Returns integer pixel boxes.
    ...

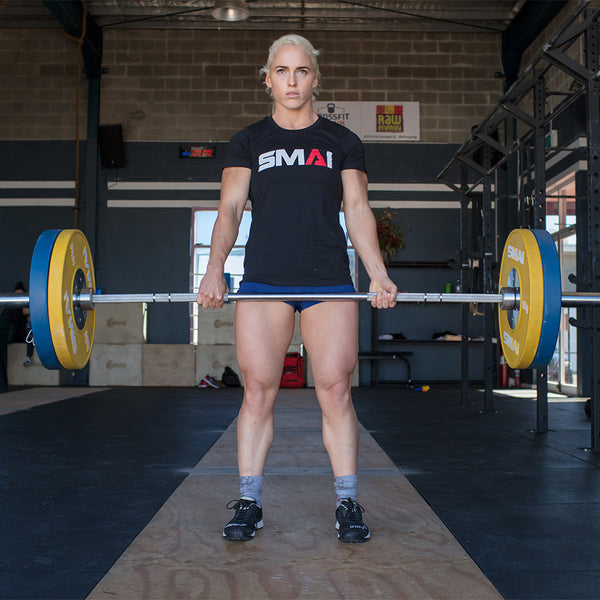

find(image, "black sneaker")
[335,498,370,543]
[223,498,264,541]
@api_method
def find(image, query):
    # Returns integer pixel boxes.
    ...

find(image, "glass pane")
[193,247,245,292]
[194,210,252,246]
[548,350,559,383]
[564,305,577,385]
[546,174,577,390]
[562,234,576,293]
[237,213,252,246]
[339,212,352,247]
[194,211,217,245]
[546,215,559,234]
[562,232,577,386]
[347,248,357,288]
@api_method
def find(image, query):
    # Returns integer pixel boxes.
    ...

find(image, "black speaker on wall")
[98,124,126,168]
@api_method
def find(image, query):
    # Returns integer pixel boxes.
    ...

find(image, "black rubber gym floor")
[353,386,600,600]
[1,384,599,599]
[0,387,242,600]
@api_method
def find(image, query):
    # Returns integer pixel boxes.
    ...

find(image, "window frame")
[190,208,358,343]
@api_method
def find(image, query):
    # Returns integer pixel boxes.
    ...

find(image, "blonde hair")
[259,34,321,100]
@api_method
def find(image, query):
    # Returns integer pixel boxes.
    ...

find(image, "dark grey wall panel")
[110,141,227,181]
[364,143,459,182]
[0,207,74,293]
[97,208,191,344]
[0,141,76,178]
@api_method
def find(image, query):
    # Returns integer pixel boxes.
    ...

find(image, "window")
[546,174,577,391]
[190,209,357,343]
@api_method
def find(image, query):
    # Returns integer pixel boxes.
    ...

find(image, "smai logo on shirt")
[258,148,333,172]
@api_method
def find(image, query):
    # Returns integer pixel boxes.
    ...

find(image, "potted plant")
[374,207,405,264]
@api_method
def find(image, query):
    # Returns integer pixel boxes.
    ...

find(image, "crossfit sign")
[314,101,420,141]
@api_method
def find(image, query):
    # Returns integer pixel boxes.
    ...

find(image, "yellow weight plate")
[47,229,96,370]
[498,229,545,369]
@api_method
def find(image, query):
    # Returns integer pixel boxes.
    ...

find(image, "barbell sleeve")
[0,293,30,307]
[561,293,600,307]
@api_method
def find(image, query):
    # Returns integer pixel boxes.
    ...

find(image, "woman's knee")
[240,380,279,414]
[316,377,353,412]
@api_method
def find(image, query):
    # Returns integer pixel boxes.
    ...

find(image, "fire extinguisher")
[499,351,509,388]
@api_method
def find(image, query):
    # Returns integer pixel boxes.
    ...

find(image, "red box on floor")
[280,352,306,388]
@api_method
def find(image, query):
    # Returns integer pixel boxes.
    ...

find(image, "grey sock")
[240,475,263,506]
[334,474,357,505]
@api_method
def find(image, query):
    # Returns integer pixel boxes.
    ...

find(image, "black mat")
[4,384,599,600]
[0,387,242,600]
[353,385,600,600]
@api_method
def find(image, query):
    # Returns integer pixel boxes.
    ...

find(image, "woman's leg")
[299,301,359,477]
[223,301,295,541]
[235,300,296,476]
[300,300,370,542]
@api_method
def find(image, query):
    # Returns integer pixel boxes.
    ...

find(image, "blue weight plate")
[530,229,562,368]
[29,230,62,369]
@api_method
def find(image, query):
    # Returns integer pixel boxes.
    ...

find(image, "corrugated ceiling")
[1,1,526,32]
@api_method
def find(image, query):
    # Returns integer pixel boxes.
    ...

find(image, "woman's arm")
[197,167,251,308]
[342,169,398,309]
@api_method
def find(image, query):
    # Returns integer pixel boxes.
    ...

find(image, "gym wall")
[0,13,582,383]
[0,28,503,143]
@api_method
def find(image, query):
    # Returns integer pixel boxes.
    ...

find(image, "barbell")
[0,228,597,372]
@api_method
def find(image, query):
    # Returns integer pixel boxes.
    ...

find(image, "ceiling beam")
[501,0,569,89]
[42,0,103,79]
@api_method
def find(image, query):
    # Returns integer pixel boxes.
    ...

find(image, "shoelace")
[226,499,255,511]
[340,499,365,520]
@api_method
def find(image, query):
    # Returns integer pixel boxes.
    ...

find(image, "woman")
[197,34,397,543]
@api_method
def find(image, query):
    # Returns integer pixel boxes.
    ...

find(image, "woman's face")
[265,44,318,111]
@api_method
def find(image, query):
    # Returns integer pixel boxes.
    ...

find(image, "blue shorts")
[238,282,356,313]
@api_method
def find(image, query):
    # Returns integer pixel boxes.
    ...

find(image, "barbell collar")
[500,287,520,311]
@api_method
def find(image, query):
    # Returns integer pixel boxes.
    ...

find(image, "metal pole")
[82,74,100,258]
[460,165,470,404]
[585,8,600,451]
[81,291,510,306]
[562,294,600,306]
[482,147,495,413]
[533,71,549,434]
[4,290,600,308]
[0,294,30,307]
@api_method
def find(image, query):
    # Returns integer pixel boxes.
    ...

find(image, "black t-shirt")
[223,116,366,286]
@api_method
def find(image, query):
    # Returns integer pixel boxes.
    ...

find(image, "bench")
[358,350,413,386]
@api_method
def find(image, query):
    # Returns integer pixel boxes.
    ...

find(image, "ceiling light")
[212,0,249,22]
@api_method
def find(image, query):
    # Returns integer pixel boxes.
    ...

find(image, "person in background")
[0,281,34,367]
[197,34,397,543]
